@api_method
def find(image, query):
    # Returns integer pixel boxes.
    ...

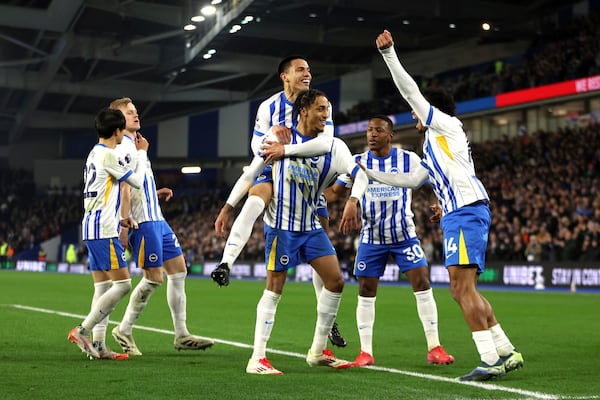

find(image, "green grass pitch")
[1,271,599,400]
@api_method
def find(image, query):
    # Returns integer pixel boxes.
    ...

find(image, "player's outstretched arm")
[376,30,430,123]
[364,164,429,189]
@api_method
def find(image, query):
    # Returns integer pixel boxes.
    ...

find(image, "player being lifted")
[212,55,346,347]
[228,89,369,374]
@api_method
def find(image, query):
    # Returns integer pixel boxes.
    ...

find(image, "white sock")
[119,277,161,335]
[356,295,376,355]
[472,330,500,365]
[167,272,189,337]
[82,279,131,333]
[414,288,441,350]
[489,323,515,357]
[250,289,281,360]
[221,195,265,266]
[310,288,341,355]
[312,269,324,301]
[91,280,113,344]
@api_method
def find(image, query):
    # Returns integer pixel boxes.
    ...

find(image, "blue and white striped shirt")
[252,90,333,155]
[380,45,489,216]
[264,132,359,232]
[338,147,420,245]
[82,143,146,240]
[116,135,164,223]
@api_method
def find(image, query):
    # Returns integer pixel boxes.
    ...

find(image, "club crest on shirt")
[279,255,289,265]
[148,253,158,263]
[357,261,367,271]
[389,167,399,174]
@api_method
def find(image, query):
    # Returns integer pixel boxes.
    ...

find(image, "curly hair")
[423,88,456,116]
[293,89,327,113]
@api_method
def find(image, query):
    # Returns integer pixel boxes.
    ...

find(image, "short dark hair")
[293,89,327,113]
[278,54,308,74]
[370,114,394,131]
[423,88,456,116]
[95,108,125,139]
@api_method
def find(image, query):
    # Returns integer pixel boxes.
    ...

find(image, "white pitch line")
[8,304,599,400]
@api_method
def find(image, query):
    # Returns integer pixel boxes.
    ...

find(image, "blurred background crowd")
[1,13,599,268]
[1,123,598,266]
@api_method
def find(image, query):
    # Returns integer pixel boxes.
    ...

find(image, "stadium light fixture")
[181,166,202,174]
[183,24,197,31]
[482,22,491,31]
[201,5,217,16]
[191,15,206,22]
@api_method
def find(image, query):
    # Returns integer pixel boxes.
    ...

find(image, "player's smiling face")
[286,58,311,92]
[119,102,141,133]
[305,95,329,135]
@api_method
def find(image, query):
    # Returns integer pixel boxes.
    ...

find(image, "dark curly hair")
[293,89,327,113]
[423,87,456,116]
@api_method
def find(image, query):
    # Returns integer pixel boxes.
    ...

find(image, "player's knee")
[325,275,345,293]
[164,256,187,275]
[249,182,273,204]
[411,276,431,292]
[113,278,132,296]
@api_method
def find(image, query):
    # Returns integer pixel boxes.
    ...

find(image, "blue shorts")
[85,237,127,271]
[440,202,491,273]
[264,225,336,272]
[254,164,273,185]
[354,237,428,278]
[129,220,183,268]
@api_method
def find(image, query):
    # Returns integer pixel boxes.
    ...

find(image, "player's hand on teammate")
[120,216,138,230]
[429,204,442,223]
[118,228,129,248]
[376,29,394,51]
[157,187,173,202]
[211,263,230,287]
[339,198,361,234]
[271,125,291,144]
[214,204,234,238]
[260,140,285,164]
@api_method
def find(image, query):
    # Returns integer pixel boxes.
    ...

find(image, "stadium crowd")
[1,123,599,266]
[2,10,600,267]
[0,169,80,259]
[335,13,600,124]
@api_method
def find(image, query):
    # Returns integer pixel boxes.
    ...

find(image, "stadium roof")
[0,0,581,145]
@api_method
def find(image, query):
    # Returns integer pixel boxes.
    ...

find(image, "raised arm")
[376,30,430,122]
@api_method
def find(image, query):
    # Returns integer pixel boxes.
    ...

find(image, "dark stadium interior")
[0,0,598,267]
[0,0,582,144]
